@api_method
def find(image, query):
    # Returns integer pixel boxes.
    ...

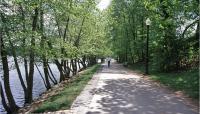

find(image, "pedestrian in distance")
[107,57,111,68]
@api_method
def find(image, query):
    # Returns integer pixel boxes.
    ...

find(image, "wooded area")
[0,0,199,113]
[109,0,199,72]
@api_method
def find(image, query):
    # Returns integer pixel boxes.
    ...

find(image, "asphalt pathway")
[70,61,198,114]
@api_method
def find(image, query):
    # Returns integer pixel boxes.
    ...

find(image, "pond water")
[0,57,83,114]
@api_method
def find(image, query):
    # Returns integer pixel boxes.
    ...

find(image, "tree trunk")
[35,63,47,88]
[0,11,28,103]
[66,60,71,77]
[0,29,19,113]
[71,59,77,75]
[63,60,70,78]
[55,60,65,82]
[26,7,39,104]
[47,64,58,84]
[47,40,65,82]
[19,4,29,85]
[82,56,87,69]
[40,8,51,90]
[43,59,51,89]
[77,60,80,71]
[0,82,11,113]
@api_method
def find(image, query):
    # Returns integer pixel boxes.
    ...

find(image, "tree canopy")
[0,0,199,113]
[108,0,199,71]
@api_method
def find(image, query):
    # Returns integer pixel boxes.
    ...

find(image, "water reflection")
[0,57,83,114]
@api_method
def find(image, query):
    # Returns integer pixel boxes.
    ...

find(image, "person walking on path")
[107,57,111,68]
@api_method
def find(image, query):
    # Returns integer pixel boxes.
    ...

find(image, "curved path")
[70,61,198,114]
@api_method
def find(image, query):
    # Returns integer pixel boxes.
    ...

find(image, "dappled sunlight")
[83,62,198,114]
[87,78,197,114]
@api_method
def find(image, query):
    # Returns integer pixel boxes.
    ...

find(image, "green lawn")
[33,64,100,113]
[130,63,199,99]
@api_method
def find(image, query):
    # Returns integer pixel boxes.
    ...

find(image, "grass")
[33,64,101,113]
[130,63,199,99]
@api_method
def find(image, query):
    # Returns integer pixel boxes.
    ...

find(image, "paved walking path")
[70,61,198,114]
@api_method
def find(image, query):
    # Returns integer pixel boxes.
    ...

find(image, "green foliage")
[130,63,199,99]
[1,0,112,60]
[108,0,199,71]
[151,69,199,99]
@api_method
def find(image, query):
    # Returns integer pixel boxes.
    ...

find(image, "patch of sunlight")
[178,77,183,82]
[97,0,112,11]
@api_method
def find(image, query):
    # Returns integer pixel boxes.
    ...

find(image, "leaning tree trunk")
[0,81,11,113]
[77,60,81,72]
[66,60,71,77]
[1,10,29,104]
[43,59,51,90]
[63,60,70,78]
[47,40,65,82]
[19,4,29,85]
[47,64,58,84]
[40,7,51,90]
[19,4,30,103]
[26,7,38,104]
[81,56,87,69]
[0,29,19,113]
[71,59,77,75]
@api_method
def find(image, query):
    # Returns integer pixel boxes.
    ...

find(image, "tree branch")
[182,19,199,38]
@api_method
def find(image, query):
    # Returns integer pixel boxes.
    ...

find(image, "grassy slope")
[130,63,199,99]
[33,64,100,113]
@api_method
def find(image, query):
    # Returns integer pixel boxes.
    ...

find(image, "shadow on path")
[86,63,197,114]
